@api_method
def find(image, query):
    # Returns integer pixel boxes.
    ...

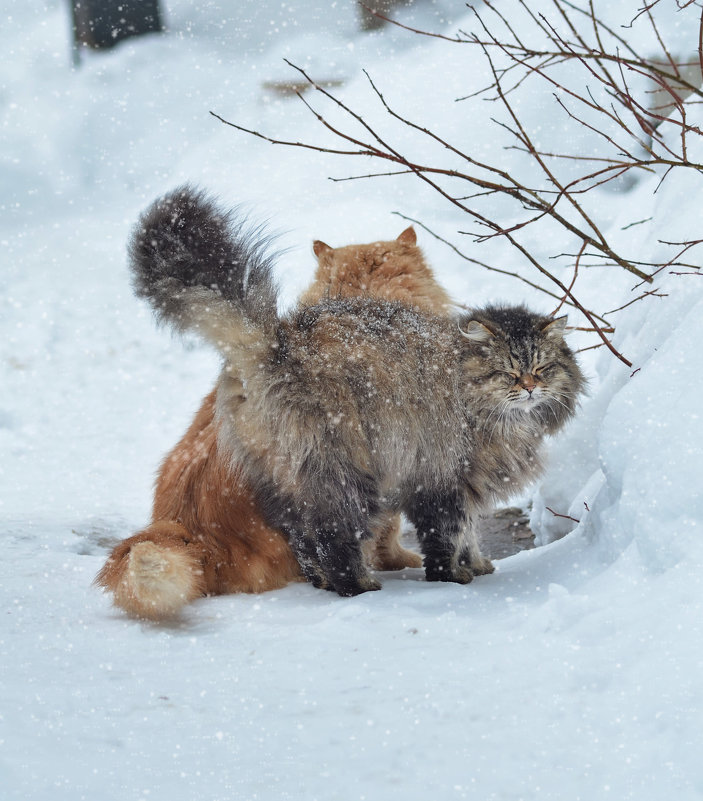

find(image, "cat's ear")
[397,226,417,245]
[541,316,568,339]
[313,240,333,259]
[459,320,496,344]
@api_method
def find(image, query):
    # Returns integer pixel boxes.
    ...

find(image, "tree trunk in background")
[71,0,163,56]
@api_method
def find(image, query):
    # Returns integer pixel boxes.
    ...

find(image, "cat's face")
[460,305,585,432]
[312,226,417,272]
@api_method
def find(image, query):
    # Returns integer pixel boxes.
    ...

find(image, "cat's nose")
[519,374,537,394]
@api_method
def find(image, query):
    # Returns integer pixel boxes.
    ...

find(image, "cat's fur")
[100,185,584,600]
[96,389,302,618]
[96,199,454,617]
[301,226,452,570]
[301,226,451,312]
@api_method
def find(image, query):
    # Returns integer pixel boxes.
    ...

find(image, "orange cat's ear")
[541,316,568,338]
[313,240,332,258]
[397,226,417,245]
[459,320,495,343]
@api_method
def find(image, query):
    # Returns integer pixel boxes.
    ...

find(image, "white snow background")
[1,1,702,799]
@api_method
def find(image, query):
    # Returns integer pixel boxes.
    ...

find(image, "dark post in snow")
[357,1,413,31]
[70,0,163,64]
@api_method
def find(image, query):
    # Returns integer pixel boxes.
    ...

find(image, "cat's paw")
[333,572,382,597]
[470,556,495,576]
[425,564,474,585]
[376,548,423,571]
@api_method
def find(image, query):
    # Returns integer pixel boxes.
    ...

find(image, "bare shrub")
[213,0,703,366]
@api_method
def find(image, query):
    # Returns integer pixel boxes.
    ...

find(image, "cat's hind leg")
[364,511,422,570]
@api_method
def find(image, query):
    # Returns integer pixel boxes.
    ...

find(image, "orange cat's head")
[312,225,417,262]
[303,226,451,315]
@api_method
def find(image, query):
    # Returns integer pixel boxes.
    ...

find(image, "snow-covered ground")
[1,2,702,799]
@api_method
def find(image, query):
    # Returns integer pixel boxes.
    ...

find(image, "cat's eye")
[536,364,555,375]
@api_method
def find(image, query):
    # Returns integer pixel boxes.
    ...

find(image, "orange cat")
[302,226,451,311]
[96,226,452,618]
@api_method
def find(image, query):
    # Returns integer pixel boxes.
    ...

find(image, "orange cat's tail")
[94,521,206,620]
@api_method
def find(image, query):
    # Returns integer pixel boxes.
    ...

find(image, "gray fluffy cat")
[129,186,585,596]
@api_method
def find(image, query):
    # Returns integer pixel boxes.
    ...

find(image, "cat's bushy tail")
[94,522,206,620]
[129,185,279,360]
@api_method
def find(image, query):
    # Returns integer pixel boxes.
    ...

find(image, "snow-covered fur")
[94,390,302,619]
[301,225,451,312]
[300,224,454,571]
[103,186,585,600]
[109,536,204,620]
[96,193,460,617]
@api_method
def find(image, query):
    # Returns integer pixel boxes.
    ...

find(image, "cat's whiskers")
[546,391,575,414]
[531,388,576,430]
[482,395,508,428]
[485,397,514,446]
[486,392,513,419]
[541,397,562,428]
[550,387,579,400]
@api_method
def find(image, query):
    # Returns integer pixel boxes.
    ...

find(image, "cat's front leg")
[285,528,332,590]
[405,489,476,584]
[287,515,381,596]
[313,527,383,596]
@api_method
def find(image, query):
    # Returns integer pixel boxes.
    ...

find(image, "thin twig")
[546,506,580,523]
[210,0,702,368]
